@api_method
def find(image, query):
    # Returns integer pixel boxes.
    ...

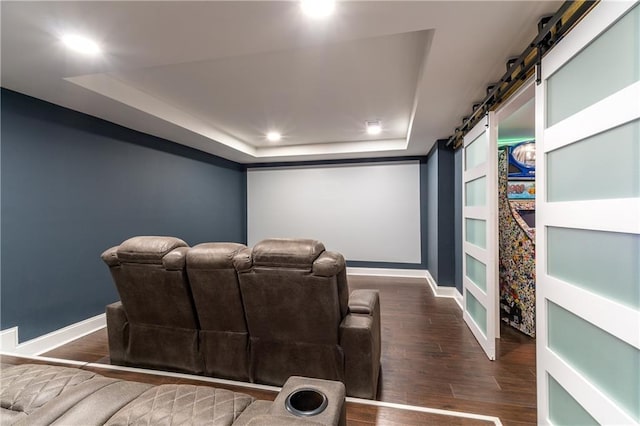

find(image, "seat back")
[234,238,349,385]
[186,242,250,380]
[101,236,203,373]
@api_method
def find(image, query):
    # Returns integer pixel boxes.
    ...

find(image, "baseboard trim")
[347,267,428,278]
[0,314,106,356]
[347,268,464,310]
[453,289,464,311]
[0,327,19,353]
[425,271,464,310]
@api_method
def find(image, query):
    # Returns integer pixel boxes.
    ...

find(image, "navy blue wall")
[437,142,455,286]
[425,140,456,287]
[1,89,246,342]
[454,148,463,293]
[426,149,439,276]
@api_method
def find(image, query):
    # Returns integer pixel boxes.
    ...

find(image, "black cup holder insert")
[285,388,328,417]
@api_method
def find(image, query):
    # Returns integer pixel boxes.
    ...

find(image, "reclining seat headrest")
[187,243,246,269]
[115,236,188,266]
[251,238,325,270]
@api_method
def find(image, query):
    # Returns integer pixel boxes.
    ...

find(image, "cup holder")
[285,388,328,417]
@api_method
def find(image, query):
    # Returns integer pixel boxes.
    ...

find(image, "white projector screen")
[247,161,421,263]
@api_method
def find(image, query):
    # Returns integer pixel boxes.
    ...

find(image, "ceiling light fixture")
[266,131,282,142]
[366,120,382,136]
[301,0,336,18]
[61,34,101,55]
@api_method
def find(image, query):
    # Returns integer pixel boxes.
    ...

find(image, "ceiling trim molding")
[65,73,411,162]
[255,138,407,159]
[65,73,256,156]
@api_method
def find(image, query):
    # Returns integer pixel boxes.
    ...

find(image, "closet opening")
[495,81,536,339]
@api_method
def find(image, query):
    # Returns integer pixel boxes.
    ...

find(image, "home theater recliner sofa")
[101,236,381,399]
[0,363,346,425]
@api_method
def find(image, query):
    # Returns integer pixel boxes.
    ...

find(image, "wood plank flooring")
[38,275,536,425]
[349,277,536,425]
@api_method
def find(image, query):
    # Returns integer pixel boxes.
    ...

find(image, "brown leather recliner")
[234,238,381,399]
[186,242,250,381]
[101,236,204,374]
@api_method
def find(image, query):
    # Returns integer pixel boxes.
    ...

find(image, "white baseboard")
[347,268,463,311]
[1,327,19,353]
[453,290,464,311]
[0,313,106,356]
[425,271,464,311]
[347,267,428,278]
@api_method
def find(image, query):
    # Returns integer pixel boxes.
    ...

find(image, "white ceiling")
[1,1,561,164]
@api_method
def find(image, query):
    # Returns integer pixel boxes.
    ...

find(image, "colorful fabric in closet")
[498,150,536,337]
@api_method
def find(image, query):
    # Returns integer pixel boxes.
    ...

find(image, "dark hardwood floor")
[349,277,536,425]
[37,276,536,425]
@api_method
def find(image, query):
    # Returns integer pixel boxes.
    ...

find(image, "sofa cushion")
[16,380,151,426]
[0,407,27,425]
[0,364,96,414]
[231,400,273,426]
[105,384,255,426]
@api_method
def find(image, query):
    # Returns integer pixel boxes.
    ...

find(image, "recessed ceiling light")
[366,120,382,135]
[61,34,101,55]
[266,131,282,142]
[301,0,336,18]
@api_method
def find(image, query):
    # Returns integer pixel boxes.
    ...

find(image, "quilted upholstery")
[105,384,255,426]
[0,364,96,414]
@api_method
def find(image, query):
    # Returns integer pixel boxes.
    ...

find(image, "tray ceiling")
[1,1,561,163]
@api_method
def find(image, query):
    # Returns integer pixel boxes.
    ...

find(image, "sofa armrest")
[266,376,346,426]
[348,289,379,315]
[339,311,381,399]
[106,302,129,365]
[243,415,325,425]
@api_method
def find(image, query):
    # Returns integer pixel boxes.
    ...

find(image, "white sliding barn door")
[535,1,640,424]
[462,113,498,360]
